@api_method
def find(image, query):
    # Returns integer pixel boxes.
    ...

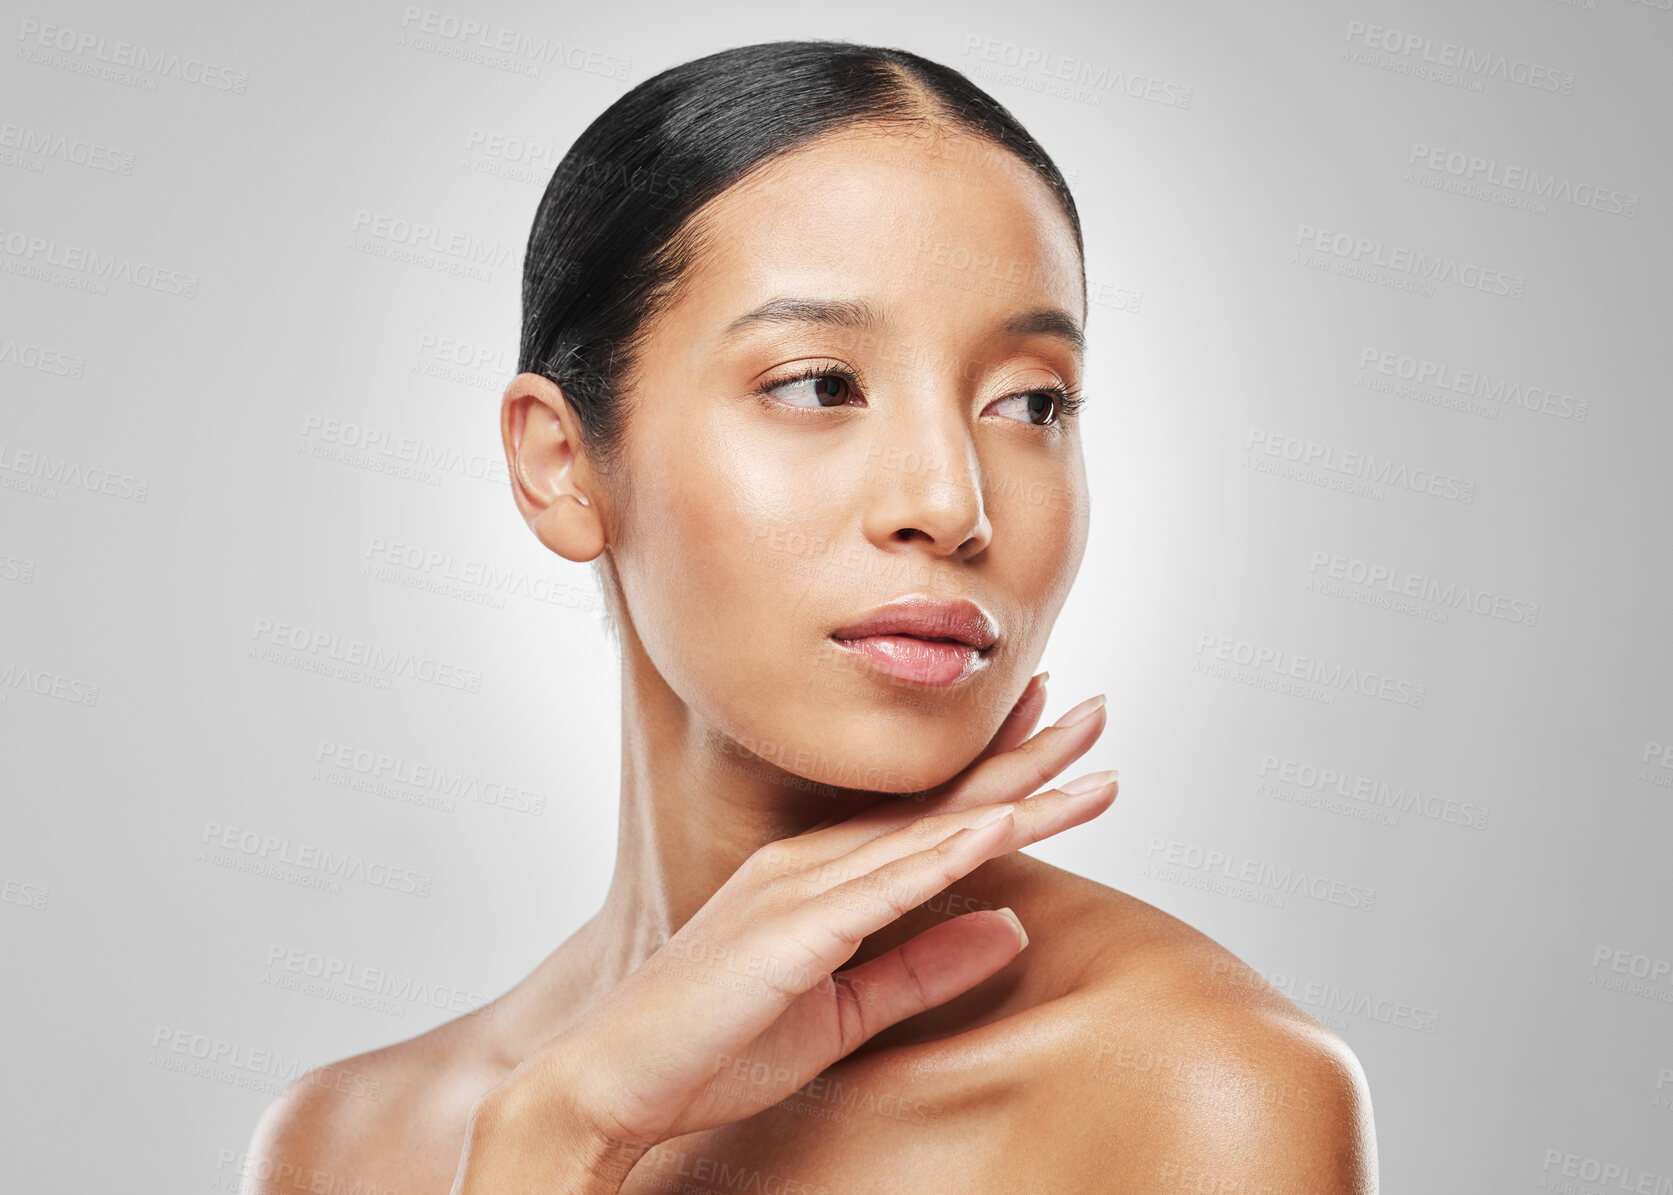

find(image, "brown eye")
[992,389,1067,426]
[767,372,856,408]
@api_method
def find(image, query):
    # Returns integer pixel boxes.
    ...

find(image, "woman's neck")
[487,625,1021,1067]
[596,642,892,968]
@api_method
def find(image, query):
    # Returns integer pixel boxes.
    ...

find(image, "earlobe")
[502,373,606,562]
[531,494,606,563]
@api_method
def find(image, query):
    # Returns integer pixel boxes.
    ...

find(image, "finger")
[907,692,1108,820]
[675,907,1029,1123]
[779,781,1111,969]
[794,692,1109,857]
[765,809,1018,976]
[651,782,1104,1053]
[823,907,1027,1056]
[795,672,1048,838]
[813,769,1118,891]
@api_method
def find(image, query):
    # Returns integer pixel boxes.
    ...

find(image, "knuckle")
[837,871,907,922]
[929,837,971,886]
[896,945,932,1010]
[1025,747,1060,792]
[742,839,800,882]
[832,976,872,1052]
[903,813,957,850]
[877,870,916,918]
[930,826,968,863]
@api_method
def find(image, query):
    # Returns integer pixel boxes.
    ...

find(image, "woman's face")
[589,123,1088,793]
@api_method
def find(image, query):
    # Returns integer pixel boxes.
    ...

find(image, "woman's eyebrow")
[1002,308,1085,355]
[718,297,879,343]
[717,296,1084,355]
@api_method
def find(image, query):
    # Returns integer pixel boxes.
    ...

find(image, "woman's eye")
[766,372,856,408]
[991,390,1063,426]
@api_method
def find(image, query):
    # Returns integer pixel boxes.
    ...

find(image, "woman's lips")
[827,633,987,686]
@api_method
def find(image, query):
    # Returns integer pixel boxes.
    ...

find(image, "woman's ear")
[500,372,607,563]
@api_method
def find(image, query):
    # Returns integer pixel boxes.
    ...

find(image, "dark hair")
[518,39,1084,479]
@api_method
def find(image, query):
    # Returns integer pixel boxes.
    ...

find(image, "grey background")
[2,0,1669,1190]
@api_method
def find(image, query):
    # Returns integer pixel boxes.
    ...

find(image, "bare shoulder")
[1012,860,1379,1193]
[239,1019,503,1194]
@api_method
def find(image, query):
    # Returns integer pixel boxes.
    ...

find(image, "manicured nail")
[1051,693,1106,728]
[1060,769,1118,795]
[970,804,1014,829]
[995,906,1029,950]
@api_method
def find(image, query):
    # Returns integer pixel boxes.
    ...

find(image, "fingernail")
[1051,693,1106,728]
[995,906,1029,950]
[1060,769,1118,794]
[970,804,1014,829]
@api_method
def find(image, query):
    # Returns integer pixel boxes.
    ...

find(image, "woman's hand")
[451,675,1115,1192]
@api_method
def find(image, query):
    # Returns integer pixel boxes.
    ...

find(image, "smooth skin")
[244,118,1377,1193]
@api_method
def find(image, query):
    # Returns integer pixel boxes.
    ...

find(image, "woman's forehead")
[667,126,1084,337]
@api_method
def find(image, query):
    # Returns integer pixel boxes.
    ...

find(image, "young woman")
[246,40,1378,1193]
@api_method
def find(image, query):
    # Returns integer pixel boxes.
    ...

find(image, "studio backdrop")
[2,1,1668,1191]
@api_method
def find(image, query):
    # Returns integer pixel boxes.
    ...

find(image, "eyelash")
[753,364,1086,428]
